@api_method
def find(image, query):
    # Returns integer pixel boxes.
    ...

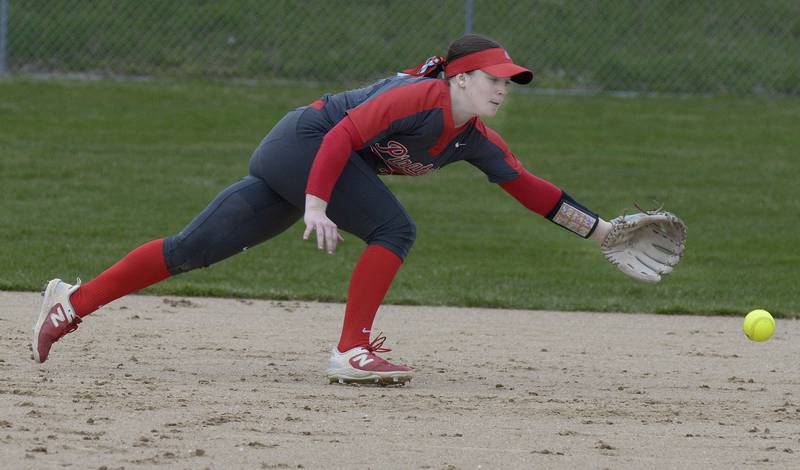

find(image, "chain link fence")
[2,0,799,95]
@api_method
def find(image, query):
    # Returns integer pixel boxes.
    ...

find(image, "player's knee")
[370,215,416,260]
[402,218,417,248]
[162,233,211,275]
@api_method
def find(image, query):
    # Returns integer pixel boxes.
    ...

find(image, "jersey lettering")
[370,140,435,176]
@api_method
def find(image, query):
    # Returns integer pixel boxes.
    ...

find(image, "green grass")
[7,0,800,94]
[2,77,799,317]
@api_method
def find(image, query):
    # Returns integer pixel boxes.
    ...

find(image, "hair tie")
[401,55,446,78]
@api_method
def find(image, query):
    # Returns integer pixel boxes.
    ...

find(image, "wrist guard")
[546,192,599,238]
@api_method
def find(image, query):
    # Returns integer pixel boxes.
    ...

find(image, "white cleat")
[32,279,82,363]
[326,334,412,386]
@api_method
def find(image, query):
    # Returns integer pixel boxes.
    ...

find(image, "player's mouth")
[489,100,501,107]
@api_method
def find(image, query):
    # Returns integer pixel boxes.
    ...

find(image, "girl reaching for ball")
[34,34,618,385]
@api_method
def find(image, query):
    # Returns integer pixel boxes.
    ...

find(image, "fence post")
[0,0,8,75]
[464,0,473,35]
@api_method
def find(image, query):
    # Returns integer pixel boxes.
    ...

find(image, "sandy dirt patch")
[1,291,799,469]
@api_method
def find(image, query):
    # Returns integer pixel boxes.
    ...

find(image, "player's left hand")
[599,209,687,283]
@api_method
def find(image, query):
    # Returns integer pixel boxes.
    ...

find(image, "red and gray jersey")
[308,75,524,183]
[305,75,599,238]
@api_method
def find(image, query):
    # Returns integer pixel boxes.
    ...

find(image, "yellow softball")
[743,309,775,342]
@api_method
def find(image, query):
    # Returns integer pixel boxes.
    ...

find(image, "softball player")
[33,34,612,385]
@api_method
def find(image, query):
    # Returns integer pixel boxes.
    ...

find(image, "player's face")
[465,70,511,118]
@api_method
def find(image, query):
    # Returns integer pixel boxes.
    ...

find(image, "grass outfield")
[2,77,798,317]
[11,1,800,94]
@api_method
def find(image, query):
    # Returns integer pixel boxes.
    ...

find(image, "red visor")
[444,48,533,84]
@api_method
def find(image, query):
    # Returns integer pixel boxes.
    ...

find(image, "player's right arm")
[302,117,363,255]
[302,79,437,254]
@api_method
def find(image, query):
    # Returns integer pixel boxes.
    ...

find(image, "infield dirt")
[2,291,799,469]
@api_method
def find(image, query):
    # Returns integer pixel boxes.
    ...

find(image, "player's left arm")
[499,165,612,242]
[466,125,611,241]
[468,131,686,283]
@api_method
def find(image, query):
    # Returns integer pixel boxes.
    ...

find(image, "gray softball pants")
[162,108,416,274]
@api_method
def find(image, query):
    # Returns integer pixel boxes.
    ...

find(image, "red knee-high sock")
[70,239,171,317]
[337,245,403,352]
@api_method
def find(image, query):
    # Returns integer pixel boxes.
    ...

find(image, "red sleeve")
[499,168,563,217]
[305,116,364,202]
[347,80,441,144]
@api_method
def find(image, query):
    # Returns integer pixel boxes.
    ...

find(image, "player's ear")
[457,73,468,87]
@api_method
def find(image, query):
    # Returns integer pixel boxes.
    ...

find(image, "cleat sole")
[328,375,411,386]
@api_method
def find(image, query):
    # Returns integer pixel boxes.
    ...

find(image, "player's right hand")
[303,195,343,255]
